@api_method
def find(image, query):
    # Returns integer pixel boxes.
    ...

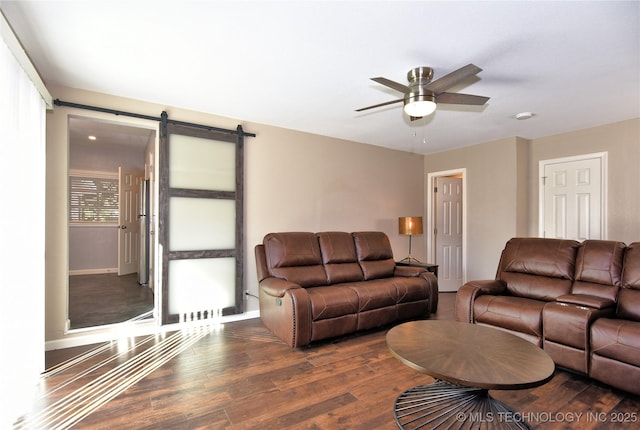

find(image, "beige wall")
[424,137,529,282]
[424,118,640,282]
[528,118,640,242]
[45,86,426,344]
[45,85,640,346]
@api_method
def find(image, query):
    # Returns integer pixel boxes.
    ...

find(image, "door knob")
[120,225,127,229]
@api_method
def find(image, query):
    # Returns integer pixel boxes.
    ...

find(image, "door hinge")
[434,186,438,193]
[541,176,547,185]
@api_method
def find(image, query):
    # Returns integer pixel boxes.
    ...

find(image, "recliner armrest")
[465,279,508,294]
[259,277,302,298]
[392,266,439,312]
[394,265,424,277]
[455,280,507,323]
[555,294,616,310]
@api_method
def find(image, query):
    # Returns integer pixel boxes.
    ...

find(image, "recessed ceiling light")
[88,135,97,140]
[515,112,535,120]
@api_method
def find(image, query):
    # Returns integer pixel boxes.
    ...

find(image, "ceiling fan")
[356,63,489,120]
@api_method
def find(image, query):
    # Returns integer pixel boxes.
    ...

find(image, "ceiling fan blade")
[436,92,490,106]
[426,64,482,94]
[371,77,411,93]
[355,98,404,112]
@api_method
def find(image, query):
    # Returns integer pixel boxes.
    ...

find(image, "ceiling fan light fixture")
[403,91,437,117]
[356,63,488,119]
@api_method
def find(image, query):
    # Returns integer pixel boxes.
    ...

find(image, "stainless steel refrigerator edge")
[138,179,150,285]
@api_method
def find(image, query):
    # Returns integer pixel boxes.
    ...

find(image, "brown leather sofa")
[255,231,438,347]
[590,242,640,395]
[456,237,640,396]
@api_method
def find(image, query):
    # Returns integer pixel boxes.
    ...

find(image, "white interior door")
[435,176,463,292]
[540,153,606,240]
[118,167,143,275]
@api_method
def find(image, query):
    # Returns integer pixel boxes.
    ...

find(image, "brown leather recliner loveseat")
[456,237,640,395]
[255,231,438,347]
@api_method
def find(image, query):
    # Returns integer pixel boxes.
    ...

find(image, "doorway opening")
[67,116,157,330]
[426,169,467,292]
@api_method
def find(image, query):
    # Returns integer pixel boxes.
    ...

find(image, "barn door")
[159,120,244,324]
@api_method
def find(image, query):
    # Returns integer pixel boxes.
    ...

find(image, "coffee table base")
[394,380,531,429]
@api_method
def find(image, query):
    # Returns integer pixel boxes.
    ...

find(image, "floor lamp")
[398,216,423,264]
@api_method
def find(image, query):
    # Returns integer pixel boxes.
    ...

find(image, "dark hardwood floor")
[68,273,154,329]
[18,293,639,429]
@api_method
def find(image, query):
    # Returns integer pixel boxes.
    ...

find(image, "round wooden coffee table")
[386,320,555,429]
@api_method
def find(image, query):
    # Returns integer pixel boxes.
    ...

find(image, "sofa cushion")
[621,242,640,288]
[618,288,640,322]
[473,295,545,338]
[499,237,579,278]
[307,286,359,321]
[570,240,624,302]
[317,231,364,284]
[346,279,398,312]
[497,238,579,300]
[571,281,619,303]
[591,318,640,367]
[501,272,574,301]
[619,242,640,321]
[264,232,327,287]
[352,231,395,280]
[575,240,625,286]
[393,277,430,303]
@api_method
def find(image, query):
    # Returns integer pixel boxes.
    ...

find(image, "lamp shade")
[398,216,423,235]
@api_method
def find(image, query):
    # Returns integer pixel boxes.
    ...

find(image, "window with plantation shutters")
[69,171,119,224]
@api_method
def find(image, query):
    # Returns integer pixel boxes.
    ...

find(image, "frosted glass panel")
[170,134,235,191]
[168,258,235,315]
[169,197,235,251]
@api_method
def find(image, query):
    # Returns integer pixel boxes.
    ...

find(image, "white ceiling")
[3,1,639,154]
[68,116,155,153]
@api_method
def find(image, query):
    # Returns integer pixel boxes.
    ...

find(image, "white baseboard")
[69,268,118,276]
[45,310,261,351]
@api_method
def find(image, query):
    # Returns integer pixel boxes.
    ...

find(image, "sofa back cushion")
[571,240,624,301]
[263,232,327,287]
[622,242,640,288]
[352,231,395,280]
[619,242,640,321]
[317,231,364,284]
[498,237,579,300]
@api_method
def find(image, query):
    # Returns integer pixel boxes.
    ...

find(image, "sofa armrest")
[556,294,616,310]
[419,272,439,313]
[259,278,310,347]
[455,280,507,323]
[392,266,439,313]
[466,279,508,294]
[259,277,302,298]
[394,265,425,277]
